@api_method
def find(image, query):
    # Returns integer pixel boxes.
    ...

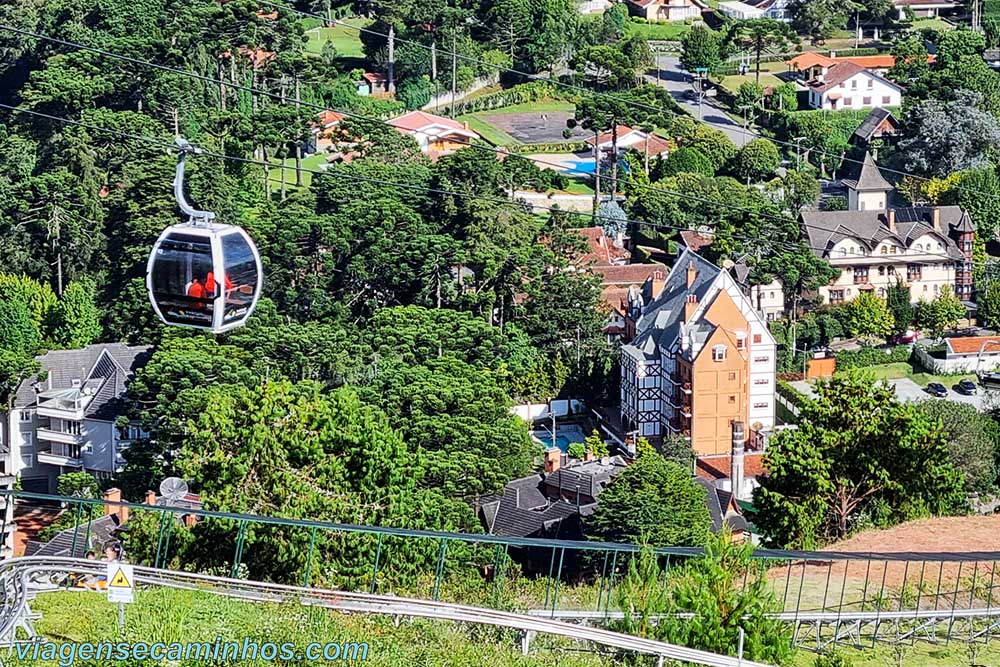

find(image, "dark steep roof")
[696,479,749,534]
[802,206,971,260]
[842,152,892,192]
[853,108,897,143]
[14,344,152,420]
[24,514,121,558]
[480,457,628,538]
[622,248,723,362]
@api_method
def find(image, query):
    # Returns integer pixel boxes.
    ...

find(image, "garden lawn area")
[559,179,595,195]
[719,60,787,93]
[624,20,695,41]
[304,18,370,59]
[266,153,329,191]
[457,114,518,146]
[838,360,976,388]
[909,16,956,32]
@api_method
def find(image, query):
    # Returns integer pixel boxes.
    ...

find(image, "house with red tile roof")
[800,60,903,111]
[570,227,668,341]
[387,111,481,159]
[356,71,392,97]
[922,336,1000,374]
[309,110,346,154]
[586,126,673,165]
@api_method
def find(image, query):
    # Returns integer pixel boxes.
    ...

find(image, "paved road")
[645,56,756,147]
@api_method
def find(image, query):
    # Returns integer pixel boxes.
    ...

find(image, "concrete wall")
[515,191,594,213]
[914,346,1000,374]
[512,399,586,422]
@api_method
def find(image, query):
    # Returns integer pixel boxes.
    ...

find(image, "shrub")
[835,345,912,369]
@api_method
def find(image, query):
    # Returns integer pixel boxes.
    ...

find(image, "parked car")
[891,330,919,345]
[957,379,978,395]
[926,382,948,398]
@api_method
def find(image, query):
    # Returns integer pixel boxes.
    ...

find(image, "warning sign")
[106,562,134,604]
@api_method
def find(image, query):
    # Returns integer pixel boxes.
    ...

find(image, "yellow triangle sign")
[109,567,131,589]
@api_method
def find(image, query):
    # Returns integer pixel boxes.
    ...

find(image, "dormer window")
[736,334,746,350]
[712,345,727,362]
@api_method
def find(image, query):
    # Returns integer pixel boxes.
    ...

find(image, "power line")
[3,22,982,263]
[0,102,979,275]
[259,0,1000,201]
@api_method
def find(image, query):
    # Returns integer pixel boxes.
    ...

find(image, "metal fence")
[6,490,1000,648]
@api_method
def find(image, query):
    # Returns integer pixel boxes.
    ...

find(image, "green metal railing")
[6,489,1000,644]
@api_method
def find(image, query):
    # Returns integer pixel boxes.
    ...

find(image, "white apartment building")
[6,344,151,495]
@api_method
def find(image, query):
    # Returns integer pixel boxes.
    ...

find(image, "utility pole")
[387,25,396,94]
[294,76,303,187]
[431,35,437,81]
[592,129,601,220]
[47,204,64,296]
[451,32,458,115]
[793,136,805,169]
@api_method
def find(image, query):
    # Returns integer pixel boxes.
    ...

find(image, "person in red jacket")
[205,271,233,294]
[186,278,208,309]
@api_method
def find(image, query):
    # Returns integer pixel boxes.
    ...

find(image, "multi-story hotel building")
[620,249,776,455]
[802,153,975,304]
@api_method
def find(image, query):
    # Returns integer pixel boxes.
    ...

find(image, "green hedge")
[451,82,578,116]
[835,345,913,369]
[776,378,811,409]
[516,141,589,153]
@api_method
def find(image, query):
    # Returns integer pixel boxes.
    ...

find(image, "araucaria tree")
[754,373,964,548]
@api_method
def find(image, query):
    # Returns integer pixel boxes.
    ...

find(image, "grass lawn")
[909,16,956,31]
[838,360,976,388]
[792,642,1000,667]
[719,60,788,93]
[624,20,694,41]
[304,18,370,59]
[457,114,518,146]
[560,179,595,195]
[266,152,329,191]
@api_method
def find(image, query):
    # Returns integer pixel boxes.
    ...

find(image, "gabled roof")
[14,344,152,420]
[853,108,898,143]
[842,152,892,192]
[801,206,970,260]
[586,125,673,157]
[544,456,629,500]
[574,227,631,266]
[945,336,1000,356]
[389,110,465,133]
[695,479,750,534]
[787,52,836,70]
[807,62,903,94]
[316,110,344,128]
[24,514,121,558]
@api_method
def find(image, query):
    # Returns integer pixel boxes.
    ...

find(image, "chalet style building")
[5,344,151,494]
[626,0,708,21]
[620,249,776,455]
[802,154,975,305]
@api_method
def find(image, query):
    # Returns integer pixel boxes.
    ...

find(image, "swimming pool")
[565,159,596,175]
[531,424,588,452]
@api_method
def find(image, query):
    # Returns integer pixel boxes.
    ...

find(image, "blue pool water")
[565,159,596,175]
[534,433,573,452]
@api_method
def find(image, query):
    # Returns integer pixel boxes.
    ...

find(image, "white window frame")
[712,345,727,362]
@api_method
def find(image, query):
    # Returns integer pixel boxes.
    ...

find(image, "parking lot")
[791,378,991,412]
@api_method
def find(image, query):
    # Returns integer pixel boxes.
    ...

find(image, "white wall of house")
[762,0,793,20]
[819,237,957,305]
[810,72,902,110]
[749,279,785,321]
[848,188,887,211]
[578,0,611,12]
[914,346,1000,374]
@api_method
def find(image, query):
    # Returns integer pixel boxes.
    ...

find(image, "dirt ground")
[768,516,1000,612]
[477,111,587,144]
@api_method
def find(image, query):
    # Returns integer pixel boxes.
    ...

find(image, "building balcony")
[36,427,85,445]
[679,382,692,395]
[37,451,84,468]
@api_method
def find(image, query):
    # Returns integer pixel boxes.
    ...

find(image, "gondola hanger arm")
[174,136,216,226]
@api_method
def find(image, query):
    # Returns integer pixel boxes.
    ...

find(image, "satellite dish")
[159,477,189,504]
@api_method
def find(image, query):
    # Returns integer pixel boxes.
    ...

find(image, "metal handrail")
[0,557,778,667]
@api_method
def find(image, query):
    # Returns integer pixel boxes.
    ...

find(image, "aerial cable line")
[2,23,987,255]
[257,0,1000,201]
[0,102,979,272]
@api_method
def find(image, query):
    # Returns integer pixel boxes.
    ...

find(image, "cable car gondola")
[146,138,262,334]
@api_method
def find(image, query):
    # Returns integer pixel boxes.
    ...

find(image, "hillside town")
[2,0,1000,665]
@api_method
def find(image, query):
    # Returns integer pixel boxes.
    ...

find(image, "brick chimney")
[651,269,666,300]
[145,490,157,506]
[544,447,561,474]
[931,207,942,233]
[686,260,697,288]
[584,448,594,462]
[886,209,896,234]
[684,293,698,322]
[103,487,128,524]
[731,421,745,501]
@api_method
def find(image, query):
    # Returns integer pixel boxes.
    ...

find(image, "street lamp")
[693,67,709,121]
[737,103,753,146]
